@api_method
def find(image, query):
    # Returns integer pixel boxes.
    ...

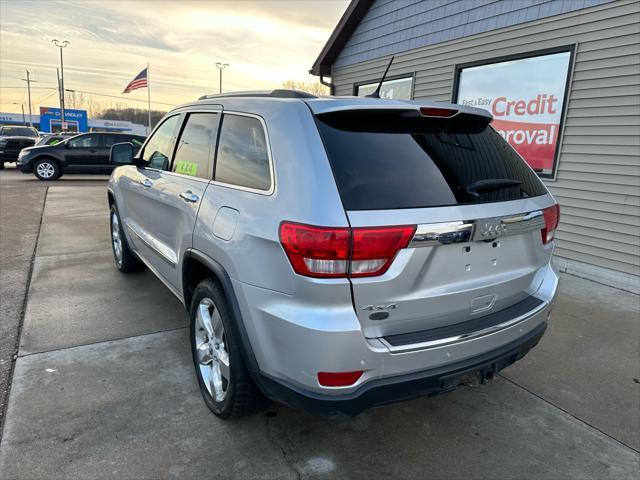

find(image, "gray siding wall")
[335,0,614,68]
[331,0,640,276]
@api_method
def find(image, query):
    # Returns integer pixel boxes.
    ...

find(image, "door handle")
[139,179,153,188]
[179,191,199,203]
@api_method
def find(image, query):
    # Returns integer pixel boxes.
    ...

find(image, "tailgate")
[313,102,558,339]
[347,198,556,338]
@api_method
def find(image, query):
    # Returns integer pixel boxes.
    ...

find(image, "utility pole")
[21,104,26,125]
[52,39,70,131]
[20,70,34,127]
[215,62,229,94]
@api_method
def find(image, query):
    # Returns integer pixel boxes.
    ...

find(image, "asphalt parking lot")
[0,166,638,479]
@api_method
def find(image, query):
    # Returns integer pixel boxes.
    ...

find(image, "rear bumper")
[255,322,546,415]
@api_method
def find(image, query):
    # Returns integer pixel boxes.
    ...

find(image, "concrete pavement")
[0,182,638,479]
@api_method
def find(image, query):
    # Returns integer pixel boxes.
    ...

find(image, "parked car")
[107,90,559,419]
[0,125,39,168]
[17,132,146,180]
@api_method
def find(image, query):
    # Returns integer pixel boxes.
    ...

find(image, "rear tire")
[33,158,60,180]
[190,278,266,419]
[110,204,144,273]
[0,162,5,170]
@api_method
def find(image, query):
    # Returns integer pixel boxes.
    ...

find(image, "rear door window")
[214,114,271,191]
[172,113,220,179]
[316,119,547,210]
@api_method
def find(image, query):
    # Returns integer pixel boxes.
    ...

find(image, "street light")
[214,62,229,94]
[52,39,70,131]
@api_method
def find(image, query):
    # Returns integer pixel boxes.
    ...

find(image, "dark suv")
[0,125,39,168]
[17,132,146,180]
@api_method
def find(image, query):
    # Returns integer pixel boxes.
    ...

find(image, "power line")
[64,88,176,107]
[0,86,57,89]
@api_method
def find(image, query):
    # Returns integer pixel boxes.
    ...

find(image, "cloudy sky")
[0,0,348,115]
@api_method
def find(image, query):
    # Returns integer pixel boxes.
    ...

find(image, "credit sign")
[454,49,573,178]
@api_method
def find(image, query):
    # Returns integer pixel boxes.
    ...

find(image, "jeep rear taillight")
[541,204,560,245]
[279,222,415,278]
[350,226,416,277]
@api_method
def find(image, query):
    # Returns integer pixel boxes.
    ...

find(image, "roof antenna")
[366,56,394,98]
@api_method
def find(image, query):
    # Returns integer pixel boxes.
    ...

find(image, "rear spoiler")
[314,107,492,134]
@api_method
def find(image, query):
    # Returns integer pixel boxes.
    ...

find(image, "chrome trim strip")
[380,299,548,353]
[124,220,178,267]
[410,210,544,247]
[410,221,473,247]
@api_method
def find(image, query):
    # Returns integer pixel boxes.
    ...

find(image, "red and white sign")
[455,51,572,177]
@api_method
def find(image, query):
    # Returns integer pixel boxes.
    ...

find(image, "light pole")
[214,62,229,94]
[20,70,35,127]
[52,39,70,131]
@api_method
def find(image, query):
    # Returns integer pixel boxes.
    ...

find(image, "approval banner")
[454,50,573,177]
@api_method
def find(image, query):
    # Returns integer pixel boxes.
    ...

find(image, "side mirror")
[111,142,135,165]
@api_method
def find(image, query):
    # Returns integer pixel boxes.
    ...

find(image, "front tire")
[110,204,144,273]
[190,278,266,418]
[33,158,60,180]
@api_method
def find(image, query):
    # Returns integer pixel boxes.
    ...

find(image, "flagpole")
[147,63,151,134]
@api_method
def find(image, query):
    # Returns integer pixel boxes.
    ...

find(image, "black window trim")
[211,111,275,195]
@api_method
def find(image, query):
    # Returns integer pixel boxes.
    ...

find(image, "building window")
[355,76,413,100]
[453,46,575,179]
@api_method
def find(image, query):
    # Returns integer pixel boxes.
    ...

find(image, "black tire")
[33,158,61,181]
[190,278,266,418]
[0,162,5,170]
[110,204,144,273]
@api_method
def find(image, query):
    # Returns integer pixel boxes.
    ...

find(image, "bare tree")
[281,80,328,96]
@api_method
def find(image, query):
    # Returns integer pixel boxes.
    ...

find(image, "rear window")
[1,126,37,137]
[316,118,547,210]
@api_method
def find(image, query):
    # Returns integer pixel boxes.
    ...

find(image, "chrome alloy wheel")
[111,212,123,267]
[36,161,55,179]
[194,298,230,402]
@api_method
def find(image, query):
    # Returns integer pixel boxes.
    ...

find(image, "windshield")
[0,126,38,137]
[316,119,548,210]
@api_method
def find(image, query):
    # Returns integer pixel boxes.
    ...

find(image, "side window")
[172,113,219,179]
[68,134,101,148]
[141,115,180,171]
[214,114,271,191]
[102,135,118,147]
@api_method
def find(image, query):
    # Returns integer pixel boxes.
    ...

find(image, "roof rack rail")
[198,89,317,100]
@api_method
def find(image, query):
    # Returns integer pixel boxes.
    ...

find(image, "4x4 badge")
[362,304,397,311]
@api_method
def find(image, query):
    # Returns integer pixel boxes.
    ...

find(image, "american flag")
[122,68,148,93]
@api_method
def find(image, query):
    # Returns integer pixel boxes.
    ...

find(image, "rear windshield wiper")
[465,179,522,197]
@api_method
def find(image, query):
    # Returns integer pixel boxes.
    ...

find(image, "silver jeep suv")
[107,90,559,418]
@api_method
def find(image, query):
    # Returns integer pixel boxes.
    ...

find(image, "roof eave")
[310,0,373,77]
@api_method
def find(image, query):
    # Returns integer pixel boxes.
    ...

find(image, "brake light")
[541,204,560,245]
[279,222,415,278]
[317,371,363,387]
[420,107,458,117]
[279,223,349,277]
[351,226,416,277]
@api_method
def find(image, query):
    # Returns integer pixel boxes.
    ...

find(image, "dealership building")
[312,0,640,292]
[0,106,146,135]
